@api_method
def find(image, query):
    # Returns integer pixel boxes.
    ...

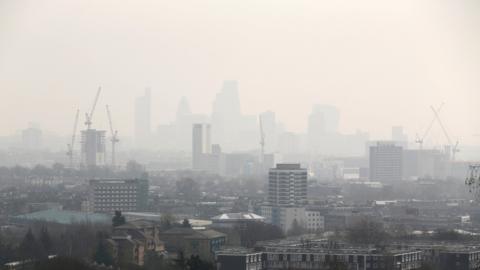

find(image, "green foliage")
[346,218,390,245]
[186,255,215,270]
[39,227,53,254]
[160,214,176,231]
[34,256,95,270]
[182,218,191,228]
[432,229,462,241]
[93,239,114,266]
[238,221,284,247]
[18,228,47,261]
[112,210,126,227]
[287,219,306,236]
[176,178,201,201]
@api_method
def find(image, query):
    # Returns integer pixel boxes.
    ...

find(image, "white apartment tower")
[268,164,308,207]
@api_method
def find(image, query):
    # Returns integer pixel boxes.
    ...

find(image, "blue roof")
[13,209,111,225]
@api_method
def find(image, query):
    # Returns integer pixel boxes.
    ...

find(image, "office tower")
[134,88,151,149]
[192,123,211,170]
[392,126,408,148]
[22,127,42,150]
[369,142,403,182]
[307,104,341,155]
[88,179,149,213]
[176,96,192,122]
[211,81,242,149]
[212,81,241,119]
[308,104,340,136]
[268,164,308,207]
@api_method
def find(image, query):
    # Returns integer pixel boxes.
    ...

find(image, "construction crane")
[85,87,102,130]
[259,115,265,164]
[431,105,460,160]
[415,103,444,149]
[66,109,80,168]
[106,105,119,169]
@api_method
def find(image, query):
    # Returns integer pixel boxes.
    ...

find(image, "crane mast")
[259,115,265,164]
[66,109,80,168]
[415,103,444,149]
[85,87,102,129]
[430,105,460,160]
[106,105,119,169]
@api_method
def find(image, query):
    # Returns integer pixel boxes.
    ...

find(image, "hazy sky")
[1,0,479,145]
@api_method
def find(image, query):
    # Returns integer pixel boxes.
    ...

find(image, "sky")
[0,0,479,145]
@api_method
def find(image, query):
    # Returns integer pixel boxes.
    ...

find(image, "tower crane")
[431,105,460,160]
[415,103,444,149]
[259,115,265,164]
[85,87,102,129]
[66,109,80,168]
[106,105,119,169]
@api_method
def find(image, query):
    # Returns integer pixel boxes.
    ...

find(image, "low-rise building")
[160,227,226,262]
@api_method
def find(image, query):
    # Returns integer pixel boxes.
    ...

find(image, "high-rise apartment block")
[268,164,308,207]
[88,179,149,213]
[369,142,403,182]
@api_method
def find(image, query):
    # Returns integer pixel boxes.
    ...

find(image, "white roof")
[211,212,266,221]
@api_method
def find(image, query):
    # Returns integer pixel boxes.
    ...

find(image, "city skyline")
[1,0,479,145]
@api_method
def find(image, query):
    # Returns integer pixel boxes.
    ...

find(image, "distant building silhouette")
[134,88,151,149]
[192,123,211,170]
[392,126,408,149]
[22,126,42,150]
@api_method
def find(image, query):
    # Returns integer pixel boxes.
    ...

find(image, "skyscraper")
[211,81,242,149]
[22,126,42,150]
[308,104,340,136]
[268,164,308,207]
[369,142,403,182]
[307,104,341,154]
[392,126,408,149]
[192,123,211,170]
[134,88,151,149]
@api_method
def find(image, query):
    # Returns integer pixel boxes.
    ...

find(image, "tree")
[34,256,95,270]
[160,214,176,231]
[112,210,126,227]
[238,222,284,247]
[39,227,53,255]
[186,255,215,270]
[182,219,191,228]
[432,229,461,241]
[93,239,114,266]
[346,218,389,245]
[144,251,173,270]
[176,178,201,201]
[125,160,146,178]
[287,219,306,236]
[18,228,47,261]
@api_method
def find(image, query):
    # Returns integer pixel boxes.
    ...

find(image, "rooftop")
[211,212,265,222]
[13,209,110,225]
